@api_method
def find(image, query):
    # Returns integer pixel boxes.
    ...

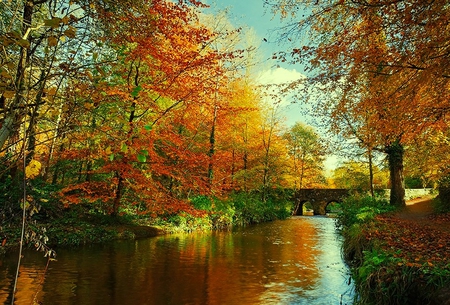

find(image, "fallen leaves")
[371,212,450,267]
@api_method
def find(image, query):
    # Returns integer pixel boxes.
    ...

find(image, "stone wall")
[379,188,435,200]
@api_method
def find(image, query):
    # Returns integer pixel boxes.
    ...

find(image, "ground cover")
[348,197,450,305]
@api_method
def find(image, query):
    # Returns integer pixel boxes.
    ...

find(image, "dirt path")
[373,196,450,267]
[396,196,450,233]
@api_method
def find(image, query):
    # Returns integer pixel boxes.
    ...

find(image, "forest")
[0,0,332,249]
[2,0,450,304]
[1,0,450,259]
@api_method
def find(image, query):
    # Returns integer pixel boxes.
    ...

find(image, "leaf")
[144,125,152,131]
[64,26,77,38]
[3,91,15,98]
[62,16,70,24]
[25,160,42,179]
[0,69,12,79]
[44,17,62,29]
[96,65,106,77]
[137,153,147,162]
[131,85,142,98]
[109,153,115,161]
[48,36,58,47]
[121,143,128,153]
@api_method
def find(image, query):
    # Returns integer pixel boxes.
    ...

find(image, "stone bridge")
[292,189,351,215]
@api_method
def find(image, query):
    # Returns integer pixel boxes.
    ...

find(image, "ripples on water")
[0,216,353,305]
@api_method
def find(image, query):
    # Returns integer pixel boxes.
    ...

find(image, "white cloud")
[257,67,306,85]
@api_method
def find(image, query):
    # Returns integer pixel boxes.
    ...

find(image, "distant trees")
[332,161,389,192]
[283,122,326,190]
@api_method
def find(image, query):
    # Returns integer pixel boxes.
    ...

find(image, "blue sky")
[205,0,294,68]
[203,1,340,171]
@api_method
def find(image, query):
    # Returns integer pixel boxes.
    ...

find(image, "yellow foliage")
[25,160,42,179]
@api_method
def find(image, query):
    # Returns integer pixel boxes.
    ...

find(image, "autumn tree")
[267,0,450,206]
[404,128,450,189]
[54,0,260,216]
[218,79,264,192]
[332,161,389,191]
[283,122,326,190]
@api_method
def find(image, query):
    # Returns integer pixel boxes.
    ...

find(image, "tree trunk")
[0,2,33,151]
[112,173,123,217]
[368,148,374,197]
[208,105,218,187]
[386,140,405,207]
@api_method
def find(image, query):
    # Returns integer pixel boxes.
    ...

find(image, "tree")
[267,0,450,206]
[332,161,389,191]
[57,0,258,216]
[404,128,450,189]
[283,122,326,190]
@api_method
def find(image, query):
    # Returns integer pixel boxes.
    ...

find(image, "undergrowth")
[338,194,450,305]
[1,186,294,251]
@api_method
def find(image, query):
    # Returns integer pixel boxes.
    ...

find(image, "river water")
[0,216,354,305]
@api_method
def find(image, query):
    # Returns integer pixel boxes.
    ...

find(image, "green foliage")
[338,195,450,305]
[159,191,293,232]
[191,195,213,211]
[336,195,396,285]
[432,197,450,214]
[229,191,293,226]
[404,176,423,189]
[158,214,212,233]
[336,194,395,231]
[354,252,450,305]
[436,180,450,213]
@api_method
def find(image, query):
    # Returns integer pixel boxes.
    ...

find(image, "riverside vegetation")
[0,176,293,255]
[337,194,450,305]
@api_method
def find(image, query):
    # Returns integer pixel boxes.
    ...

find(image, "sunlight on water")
[0,217,353,305]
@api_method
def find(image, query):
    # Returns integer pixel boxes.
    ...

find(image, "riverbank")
[341,196,450,305]
[0,214,167,256]
[0,192,293,256]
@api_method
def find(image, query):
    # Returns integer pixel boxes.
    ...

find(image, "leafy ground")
[367,197,450,304]
[373,198,450,268]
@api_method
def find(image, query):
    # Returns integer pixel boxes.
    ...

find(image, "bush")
[228,191,293,226]
[336,194,395,231]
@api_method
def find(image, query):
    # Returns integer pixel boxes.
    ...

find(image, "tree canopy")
[268,0,450,205]
[0,0,326,219]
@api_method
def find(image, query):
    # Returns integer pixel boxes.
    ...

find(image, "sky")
[203,0,312,124]
[203,1,341,172]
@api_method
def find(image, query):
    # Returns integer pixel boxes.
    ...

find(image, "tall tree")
[268,0,450,206]
[58,0,246,216]
[283,122,325,191]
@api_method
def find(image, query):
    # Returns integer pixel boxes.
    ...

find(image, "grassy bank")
[338,195,450,305]
[1,190,293,256]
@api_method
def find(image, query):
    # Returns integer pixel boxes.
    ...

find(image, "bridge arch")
[292,189,350,216]
[325,200,343,214]
[294,200,314,216]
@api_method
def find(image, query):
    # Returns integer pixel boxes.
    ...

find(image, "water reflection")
[0,217,353,304]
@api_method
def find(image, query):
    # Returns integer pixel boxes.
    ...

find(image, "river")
[0,216,354,305]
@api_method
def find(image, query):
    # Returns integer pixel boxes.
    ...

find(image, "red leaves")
[372,213,450,267]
